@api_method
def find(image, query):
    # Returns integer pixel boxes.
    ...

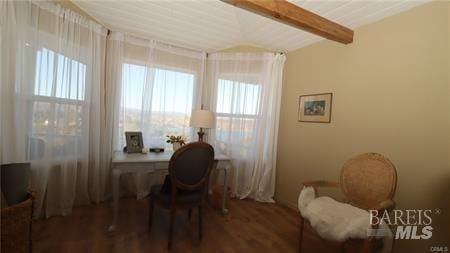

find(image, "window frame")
[213,74,263,152]
[117,60,199,149]
[214,73,262,119]
[30,46,88,138]
[121,59,198,111]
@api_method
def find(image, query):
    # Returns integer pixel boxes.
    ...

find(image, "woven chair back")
[340,153,397,210]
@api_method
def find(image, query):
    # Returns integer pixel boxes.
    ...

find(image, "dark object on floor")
[1,163,31,205]
[148,142,214,249]
[1,163,34,253]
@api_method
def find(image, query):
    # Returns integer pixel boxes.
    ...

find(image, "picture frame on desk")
[125,131,144,153]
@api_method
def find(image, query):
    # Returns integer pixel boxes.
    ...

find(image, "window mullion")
[51,51,58,97]
[47,50,59,133]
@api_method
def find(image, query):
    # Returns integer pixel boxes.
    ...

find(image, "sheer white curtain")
[0,1,108,218]
[205,53,285,202]
[106,32,206,198]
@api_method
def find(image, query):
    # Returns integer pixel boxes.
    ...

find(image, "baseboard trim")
[275,197,298,212]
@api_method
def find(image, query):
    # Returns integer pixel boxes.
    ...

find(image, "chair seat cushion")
[302,196,371,242]
[150,184,202,207]
[298,186,393,253]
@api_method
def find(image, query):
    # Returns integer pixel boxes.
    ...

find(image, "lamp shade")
[190,109,215,129]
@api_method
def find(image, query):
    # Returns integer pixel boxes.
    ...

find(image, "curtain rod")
[105,30,284,56]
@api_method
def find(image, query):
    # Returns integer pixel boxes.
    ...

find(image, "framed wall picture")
[298,93,333,123]
[125,131,144,153]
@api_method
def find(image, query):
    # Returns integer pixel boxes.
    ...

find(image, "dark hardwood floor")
[33,198,303,253]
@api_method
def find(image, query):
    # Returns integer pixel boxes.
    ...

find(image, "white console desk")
[109,150,231,231]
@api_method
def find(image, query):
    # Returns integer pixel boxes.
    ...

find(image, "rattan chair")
[299,153,397,253]
[148,142,215,249]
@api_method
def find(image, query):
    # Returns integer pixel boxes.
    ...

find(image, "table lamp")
[190,108,215,142]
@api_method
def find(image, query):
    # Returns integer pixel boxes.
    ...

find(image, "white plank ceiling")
[73,0,428,52]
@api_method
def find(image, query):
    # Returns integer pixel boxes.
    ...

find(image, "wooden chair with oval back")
[299,153,398,253]
[148,142,215,249]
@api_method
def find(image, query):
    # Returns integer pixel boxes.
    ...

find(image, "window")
[34,48,86,101]
[119,63,195,148]
[215,78,261,155]
[31,48,87,157]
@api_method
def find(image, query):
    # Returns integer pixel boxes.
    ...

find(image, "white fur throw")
[298,186,392,253]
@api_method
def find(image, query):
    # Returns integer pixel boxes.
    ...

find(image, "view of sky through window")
[216,78,260,115]
[119,63,195,148]
[34,48,86,101]
[121,63,194,113]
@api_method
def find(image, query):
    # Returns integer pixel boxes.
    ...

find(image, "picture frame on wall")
[298,93,333,123]
[125,131,144,153]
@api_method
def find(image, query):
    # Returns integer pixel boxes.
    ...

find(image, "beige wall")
[276,2,449,252]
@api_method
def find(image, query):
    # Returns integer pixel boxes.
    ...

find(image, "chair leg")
[362,238,374,253]
[188,208,192,221]
[299,218,304,253]
[168,206,176,249]
[148,197,154,229]
[340,242,346,253]
[198,205,203,241]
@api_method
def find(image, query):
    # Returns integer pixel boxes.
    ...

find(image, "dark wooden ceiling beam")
[221,0,354,44]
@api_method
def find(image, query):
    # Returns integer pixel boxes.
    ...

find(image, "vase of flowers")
[166,135,186,151]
